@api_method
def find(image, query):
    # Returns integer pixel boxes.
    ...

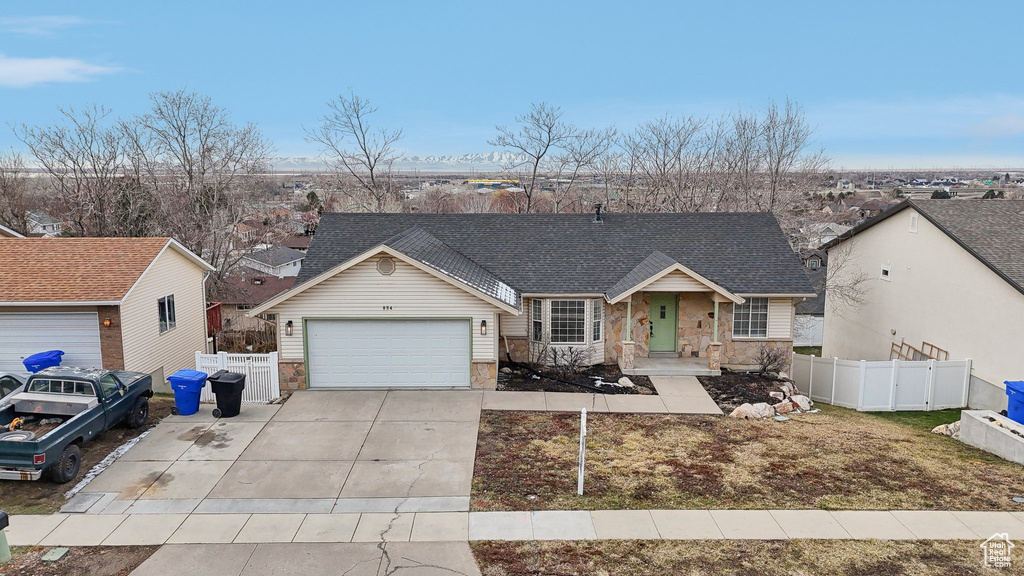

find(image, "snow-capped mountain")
[269,151,524,173]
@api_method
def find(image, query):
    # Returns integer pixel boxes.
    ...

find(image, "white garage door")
[306,319,471,388]
[0,312,103,373]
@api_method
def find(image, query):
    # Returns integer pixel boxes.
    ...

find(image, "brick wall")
[97,305,125,370]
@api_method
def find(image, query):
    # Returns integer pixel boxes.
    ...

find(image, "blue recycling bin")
[167,369,208,416]
[1005,381,1024,425]
[22,350,64,372]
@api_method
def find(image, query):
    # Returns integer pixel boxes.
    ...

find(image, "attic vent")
[253,278,264,285]
[377,257,396,275]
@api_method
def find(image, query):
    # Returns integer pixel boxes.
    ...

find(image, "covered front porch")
[622,354,722,376]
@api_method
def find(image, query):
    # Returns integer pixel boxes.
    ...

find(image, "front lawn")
[471,406,1024,511]
[0,396,174,515]
[472,540,1001,576]
[0,546,158,576]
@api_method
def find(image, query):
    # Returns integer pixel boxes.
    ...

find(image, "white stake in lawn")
[577,407,587,496]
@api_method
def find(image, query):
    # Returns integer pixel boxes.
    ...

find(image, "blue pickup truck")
[0,367,153,483]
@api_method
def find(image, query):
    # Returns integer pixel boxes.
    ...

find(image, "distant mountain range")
[269,151,523,173]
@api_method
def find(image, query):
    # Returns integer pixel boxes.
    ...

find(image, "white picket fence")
[195,351,281,404]
[790,353,972,412]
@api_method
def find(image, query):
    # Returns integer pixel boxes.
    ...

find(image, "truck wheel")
[126,397,149,429]
[49,444,81,484]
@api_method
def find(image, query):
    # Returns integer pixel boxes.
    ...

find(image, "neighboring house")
[216,274,295,331]
[242,246,306,278]
[26,210,62,237]
[281,235,312,252]
[0,237,214,391]
[249,210,814,389]
[0,224,24,238]
[794,250,826,347]
[822,199,1024,411]
[801,222,852,248]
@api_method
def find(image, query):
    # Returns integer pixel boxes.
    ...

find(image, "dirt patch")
[498,363,656,395]
[472,540,1000,576]
[698,370,785,411]
[1,546,158,576]
[0,396,174,515]
[471,406,1024,511]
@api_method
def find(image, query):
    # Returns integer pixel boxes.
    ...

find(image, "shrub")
[756,343,788,375]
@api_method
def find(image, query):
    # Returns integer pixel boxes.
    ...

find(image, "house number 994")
[382,306,393,311]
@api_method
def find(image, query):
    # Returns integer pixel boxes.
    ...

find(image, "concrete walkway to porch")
[482,376,723,415]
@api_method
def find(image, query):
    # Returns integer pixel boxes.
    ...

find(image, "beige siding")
[644,270,707,292]
[500,298,528,337]
[120,247,208,383]
[767,298,794,339]
[824,208,1024,387]
[271,254,507,362]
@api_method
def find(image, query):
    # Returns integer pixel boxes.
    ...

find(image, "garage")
[306,319,471,388]
[0,311,103,373]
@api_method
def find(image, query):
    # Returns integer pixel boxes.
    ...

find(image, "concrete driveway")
[75,389,483,514]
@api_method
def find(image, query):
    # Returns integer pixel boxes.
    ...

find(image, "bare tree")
[551,126,616,212]
[762,99,828,212]
[824,240,871,317]
[306,91,403,213]
[0,150,30,234]
[489,103,574,213]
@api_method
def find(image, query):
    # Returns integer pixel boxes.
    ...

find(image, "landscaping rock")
[791,395,812,411]
[779,382,797,397]
[729,403,755,419]
[750,402,776,419]
[617,377,635,388]
[500,367,513,374]
[778,371,790,381]
[774,401,794,414]
[932,420,961,439]
[768,391,785,401]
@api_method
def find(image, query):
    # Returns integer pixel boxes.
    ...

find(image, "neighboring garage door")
[306,319,471,388]
[0,312,103,373]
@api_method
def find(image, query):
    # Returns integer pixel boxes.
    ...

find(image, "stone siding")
[471,361,497,389]
[97,305,125,370]
[498,336,530,364]
[723,339,793,370]
[677,293,715,357]
[279,361,307,390]
[605,293,650,362]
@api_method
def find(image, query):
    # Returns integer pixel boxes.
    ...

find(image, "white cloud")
[0,54,121,88]
[0,15,92,36]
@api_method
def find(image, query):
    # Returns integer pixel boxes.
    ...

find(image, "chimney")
[593,202,603,223]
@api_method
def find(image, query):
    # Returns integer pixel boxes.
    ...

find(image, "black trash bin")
[207,370,246,418]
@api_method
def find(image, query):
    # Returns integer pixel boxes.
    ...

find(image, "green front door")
[648,293,678,352]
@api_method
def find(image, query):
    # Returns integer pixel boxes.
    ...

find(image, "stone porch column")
[707,342,722,370]
[620,340,636,371]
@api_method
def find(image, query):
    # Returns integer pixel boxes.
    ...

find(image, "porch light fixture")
[103,317,112,327]
[285,320,294,336]
[480,320,487,336]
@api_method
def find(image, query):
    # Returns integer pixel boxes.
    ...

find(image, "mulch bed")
[1,546,158,576]
[697,370,784,412]
[497,363,656,395]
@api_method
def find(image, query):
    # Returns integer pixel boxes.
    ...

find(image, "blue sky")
[0,1,1022,168]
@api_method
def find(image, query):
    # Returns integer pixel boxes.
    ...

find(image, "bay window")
[549,300,587,344]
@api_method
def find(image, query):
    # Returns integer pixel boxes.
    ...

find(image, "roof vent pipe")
[593,202,603,223]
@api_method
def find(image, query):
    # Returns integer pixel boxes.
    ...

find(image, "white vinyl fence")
[195,351,280,404]
[790,353,971,412]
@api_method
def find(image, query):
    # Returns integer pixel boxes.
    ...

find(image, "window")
[550,300,586,344]
[98,374,121,398]
[236,304,253,311]
[531,299,543,341]
[0,376,19,397]
[592,300,603,342]
[909,214,919,233]
[158,295,176,333]
[733,297,769,338]
[880,265,891,281]
[807,257,820,269]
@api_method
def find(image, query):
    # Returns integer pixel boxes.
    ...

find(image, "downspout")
[202,271,212,354]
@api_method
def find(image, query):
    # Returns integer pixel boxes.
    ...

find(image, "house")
[794,251,826,347]
[281,235,313,252]
[216,274,295,331]
[801,222,852,249]
[822,199,1024,411]
[26,210,62,236]
[0,224,23,238]
[249,210,814,389]
[0,237,214,391]
[242,245,305,278]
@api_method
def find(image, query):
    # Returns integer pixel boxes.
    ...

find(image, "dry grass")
[472,405,1024,511]
[472,540,1007,576]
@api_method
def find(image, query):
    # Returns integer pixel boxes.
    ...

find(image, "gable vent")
[377,257,396,275]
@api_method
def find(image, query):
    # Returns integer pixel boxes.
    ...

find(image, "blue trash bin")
[167,369,208,416]
[22,350,64,373]
[1005,381,1024,425]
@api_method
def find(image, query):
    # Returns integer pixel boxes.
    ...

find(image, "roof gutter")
[0,301,123,307]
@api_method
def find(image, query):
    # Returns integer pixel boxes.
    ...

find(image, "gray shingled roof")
[298,212,814,298]
[605,251,680,301]
[244,245,306,267]
[825,199,1024,295]
[796,267,826,315]
[384,226,519,307]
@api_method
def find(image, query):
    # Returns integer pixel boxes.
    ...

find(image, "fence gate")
[195,351,280,404]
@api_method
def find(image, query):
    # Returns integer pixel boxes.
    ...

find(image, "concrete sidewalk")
[482,376,723,415]
[8,509,1022,546]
